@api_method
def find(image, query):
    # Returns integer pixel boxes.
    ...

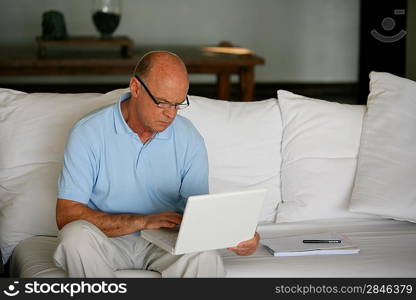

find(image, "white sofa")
[1,71,415,277]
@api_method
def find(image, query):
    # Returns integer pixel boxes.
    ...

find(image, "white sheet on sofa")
[349,72,416,222]
[276,90,372,223]
[0,88,126,264]
[179,96,282,223]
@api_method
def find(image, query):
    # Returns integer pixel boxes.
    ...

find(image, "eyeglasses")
[134,75,189,110]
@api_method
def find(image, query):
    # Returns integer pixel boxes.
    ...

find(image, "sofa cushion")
[276,90,373,223]
[11,218,416,277]
[179,96,282,223]
[223,218,416,277]
[349,72,416,222]
[10,236,161,278]
[0,88,126,263]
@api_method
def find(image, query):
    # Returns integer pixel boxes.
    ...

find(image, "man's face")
[135,75,188,133]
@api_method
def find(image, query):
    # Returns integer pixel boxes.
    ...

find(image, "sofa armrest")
[0,248,5,277]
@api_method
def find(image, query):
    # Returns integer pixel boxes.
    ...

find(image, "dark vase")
[92,0,121,39]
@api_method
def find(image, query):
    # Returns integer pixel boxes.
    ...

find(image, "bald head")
[134,51,188,81]
[131,51,189,105]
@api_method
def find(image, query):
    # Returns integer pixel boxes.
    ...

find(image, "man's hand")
[142,211,182,230]
[227,232,260,256]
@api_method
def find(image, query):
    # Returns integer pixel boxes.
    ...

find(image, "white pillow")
[349,72,416,222]
[180,96,282,223]
[0,88,126,263]
[276,90,373,223]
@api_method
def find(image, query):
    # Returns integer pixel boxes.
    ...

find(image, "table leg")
[239,67,255,101]
[217,73,231,100]
[38,46,47,58]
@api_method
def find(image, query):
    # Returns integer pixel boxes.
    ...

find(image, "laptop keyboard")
[159,234,178,247]
[158,227,179,247]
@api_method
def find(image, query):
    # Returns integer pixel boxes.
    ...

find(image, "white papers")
[261,232,360,257]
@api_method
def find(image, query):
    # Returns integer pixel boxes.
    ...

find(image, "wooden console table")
[0,45,264,101]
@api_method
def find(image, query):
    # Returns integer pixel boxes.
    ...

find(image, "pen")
[302,240,341,243]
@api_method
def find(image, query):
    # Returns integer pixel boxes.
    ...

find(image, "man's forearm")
[57,200,145,237]
[84,210,145,237]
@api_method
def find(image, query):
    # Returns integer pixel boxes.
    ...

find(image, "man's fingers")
[236,233,260,248]
[164,215,182,224]
[236,241,252,248]
[236,239,257,249]
[160,211,182,224]
[228,241,255,251]
[229,248,253,256]
[160,221,178,228]
[161,211,183,217]
[228,235,259,256]
[228,245,252,252]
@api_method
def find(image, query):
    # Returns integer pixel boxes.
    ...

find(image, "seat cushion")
[222,218,416,277]
[11,236,66,278]
[10,236,161,278]
[11,218,416,278]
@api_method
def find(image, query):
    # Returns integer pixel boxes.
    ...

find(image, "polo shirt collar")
[114,92,173,140]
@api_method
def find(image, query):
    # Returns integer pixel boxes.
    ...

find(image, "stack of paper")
[261,232,360,257]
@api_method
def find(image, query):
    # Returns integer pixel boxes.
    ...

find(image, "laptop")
[141,189,267,255]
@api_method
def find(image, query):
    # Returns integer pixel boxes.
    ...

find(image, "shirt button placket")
[131,134,143,169]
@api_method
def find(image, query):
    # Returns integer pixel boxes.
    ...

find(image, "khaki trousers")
[53,220,226,278]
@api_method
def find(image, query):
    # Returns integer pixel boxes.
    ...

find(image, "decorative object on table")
[202,41,252,56]
[92,0,121,39]
[218,41,234,47]
[41,10,68,40]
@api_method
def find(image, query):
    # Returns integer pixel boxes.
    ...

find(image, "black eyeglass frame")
[134,75,189,110]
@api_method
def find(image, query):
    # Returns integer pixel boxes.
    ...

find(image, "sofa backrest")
[0,86,377,265]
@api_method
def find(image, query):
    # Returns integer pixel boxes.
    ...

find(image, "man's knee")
[58,220,103,245]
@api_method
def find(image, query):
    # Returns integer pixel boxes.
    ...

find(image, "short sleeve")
[58,127,97,204]
[179,138,209,204]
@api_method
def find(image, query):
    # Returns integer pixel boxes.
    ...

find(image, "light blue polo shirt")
[58,92,209,215]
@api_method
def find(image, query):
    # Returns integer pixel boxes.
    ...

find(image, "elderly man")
[53,51,260,277]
